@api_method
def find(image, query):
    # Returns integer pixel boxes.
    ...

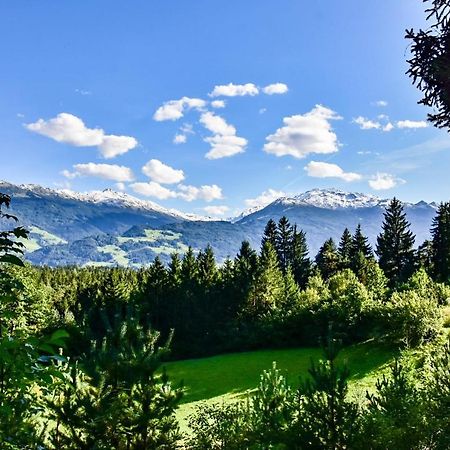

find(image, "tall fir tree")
[247,241,285,317]
[376,198,416,285]
[338,228,353,269]
[431,202,450,282]
[315,238,340,279]
[261,219,278,250]
[351,224,373,258]
[291,227,311,288]
[276,216,294,272]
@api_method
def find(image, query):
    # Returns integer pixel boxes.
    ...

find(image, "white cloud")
[177,184,223,202]
[210,83,259,97]
[99,135,138,158]
[173,134,187,144]
[305,161,362,182]
[368,173,405,190]
[263,105,341,159]
[75,89,92,96]
[353,116,381,130]
[383,122,394,132]
[115,182,126,191]
[180,123,194,134]
[374,100,388,107]
[245,188,286,209]
[26,113,137,158]
[259,108,267,114]
[131,182,177,199]
[203,205,229,216]
[142,159,185,184]
[153,97,206,121]
[211,100,226,108]
[199,112,247,159]
[396,120,428,129]
[200,111,235,135]
[62,163,135,182]
[263,83,288,95]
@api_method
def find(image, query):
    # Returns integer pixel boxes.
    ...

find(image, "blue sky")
[1,0,449,217]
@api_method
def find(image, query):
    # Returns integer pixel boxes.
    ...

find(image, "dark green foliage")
[351,224,373,260]
[338,227,353,269]
[276,216,294,272]
[406,0,450,130]
[431,201,450,282]
[315,238,340,279]
[261,218,277,250]
[376,198,416,285]
[291,227,311,288]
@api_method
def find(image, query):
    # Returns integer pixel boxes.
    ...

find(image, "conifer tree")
[315,238,340,279]
[247,241,284,316]
[276,216,294,272]
[197,244,219,286]
[352,224,373,259]
[261,219,278,250]
[181,246,198,282]
[291,227,311,288]
[376,198,416,285]
[338,228,353,269]
[431,202,450,282]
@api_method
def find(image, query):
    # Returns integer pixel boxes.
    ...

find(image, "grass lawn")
[162,341,397,435]
[162,340,396,404]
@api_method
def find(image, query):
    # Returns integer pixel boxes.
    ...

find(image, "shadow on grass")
[162,340,398,404]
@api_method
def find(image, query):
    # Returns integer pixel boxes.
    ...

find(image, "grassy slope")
[162,341,397,433]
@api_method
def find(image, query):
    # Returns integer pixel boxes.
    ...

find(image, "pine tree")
[352,224,373,259]
[181,246,198,282]
[315,238,340,279]
[276,216,294,272]
[376,198,416,285]
[197,245,219,286]
[247,241,284,316]
[338,228,353,269]
[291,227,311,288]
[431,202,450,282]
[261,219,278,250]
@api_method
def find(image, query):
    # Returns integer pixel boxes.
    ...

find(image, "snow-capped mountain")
[0,181,440,267]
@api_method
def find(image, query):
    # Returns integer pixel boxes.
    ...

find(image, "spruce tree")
[261,219,278,250]
[376,198,416,285]
[291,227,311,288]
[197,244,219,286]
[338,228,353,269]
[352,224,373,259]
[276,216,294,272]
[431,202,450,282]
[247,241,284,316]
[315,238,340,279]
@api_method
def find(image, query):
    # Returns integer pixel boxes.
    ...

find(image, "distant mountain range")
[0,181,439,267]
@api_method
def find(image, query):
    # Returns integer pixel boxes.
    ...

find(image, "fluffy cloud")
[374,100,388,107]
[396,120,428,129]
[245,188,286,209]
[26,113,137,158]
[177,184,223,202]
[142,159,185,184]
[173,134,187,144]
[264,105,341,159]
[153,97,206,121]
[203,205,229,216]
[62,163,135,182]
[304,161,362,182]
[368,173,405,190]
[115,182,126,191]
[211,100,226,108]
[383,122,394,132]
[130,181,177,199]
[262,83,288,95]
[210,83,259,97]
[353,116,381,130]
[199,112,247,159]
